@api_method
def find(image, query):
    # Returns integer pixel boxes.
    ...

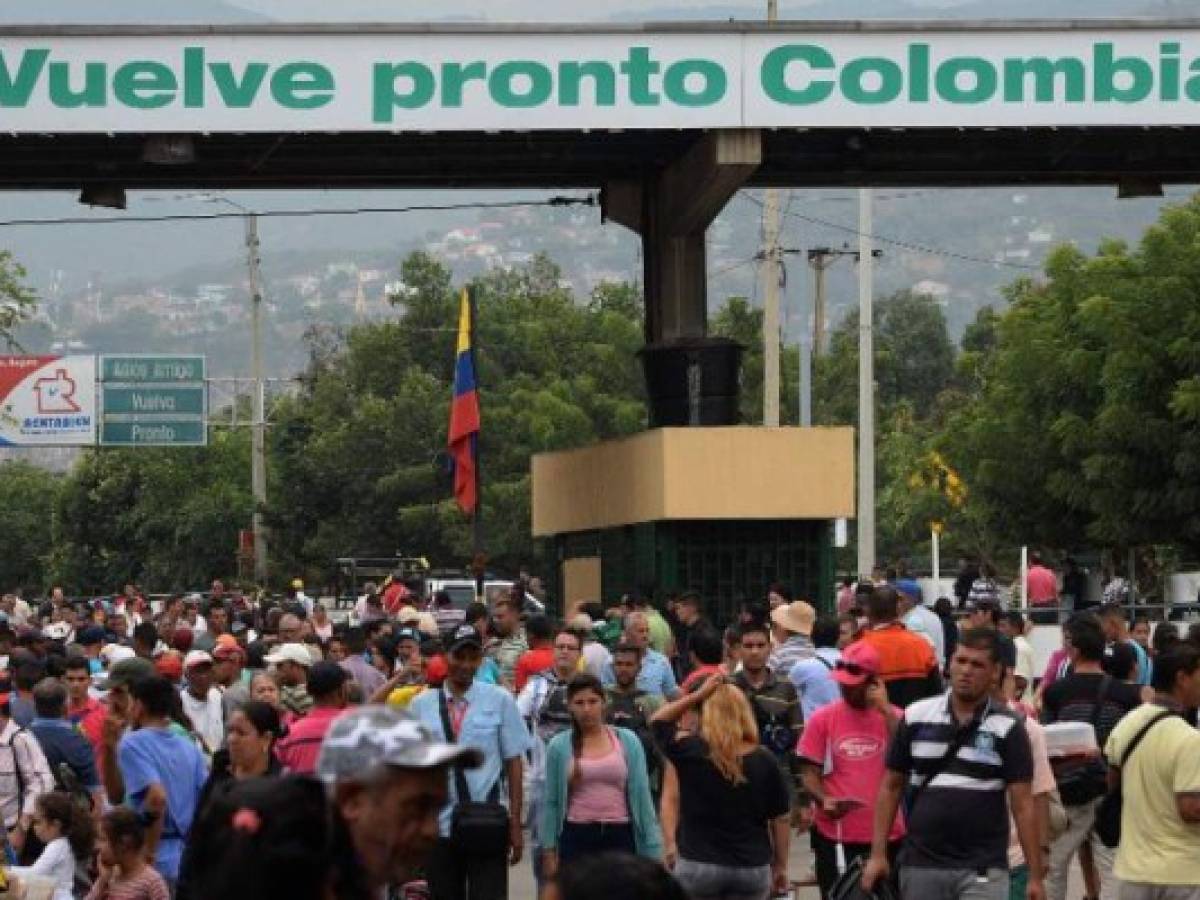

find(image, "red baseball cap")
[155,652,184,680]
[833,642,882,687]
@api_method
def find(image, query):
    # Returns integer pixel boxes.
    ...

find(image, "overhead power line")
[0,196,597,229]
[740,193,1040,272]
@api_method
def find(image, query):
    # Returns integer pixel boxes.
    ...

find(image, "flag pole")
[469,285,483,574]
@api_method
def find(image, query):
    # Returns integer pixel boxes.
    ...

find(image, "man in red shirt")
[513,615,555,692]
[1026,553,1060,625]
[797,641,904,898]
[275,661,349,774]
[381,573,411,616]
[64,656,105,756]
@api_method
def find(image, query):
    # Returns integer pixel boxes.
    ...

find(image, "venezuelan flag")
[448,288,480,515]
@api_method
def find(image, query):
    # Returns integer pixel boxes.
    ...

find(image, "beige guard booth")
[532,427,855,618]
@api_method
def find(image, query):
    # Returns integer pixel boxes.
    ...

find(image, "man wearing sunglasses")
[797,641,903,898]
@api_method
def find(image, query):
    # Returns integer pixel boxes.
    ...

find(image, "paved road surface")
[507,832,1087,899]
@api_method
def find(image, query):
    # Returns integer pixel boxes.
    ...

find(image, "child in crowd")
[87,807,170,900]
[11,791,94,900]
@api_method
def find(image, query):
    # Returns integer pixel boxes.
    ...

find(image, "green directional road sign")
[100,420,207,446]
[100,355,205,383]
[101,386,205,415]
[99,354,208,447]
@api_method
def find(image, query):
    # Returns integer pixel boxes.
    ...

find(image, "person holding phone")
[796,642,904,899]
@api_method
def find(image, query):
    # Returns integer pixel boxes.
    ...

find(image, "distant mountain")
[621,0,1174,22]
[0,0,267,23]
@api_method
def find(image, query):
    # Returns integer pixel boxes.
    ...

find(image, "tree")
[815,290,956,427]
[265,253,648,584]
[0,462,58,592]
[0,251,37,347]
[50,429,253,592]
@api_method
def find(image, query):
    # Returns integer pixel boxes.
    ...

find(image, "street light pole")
[244,213,268,586]
[857,189,876,578]
[760,0,782,427]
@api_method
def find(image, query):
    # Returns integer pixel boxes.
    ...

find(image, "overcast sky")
[0,0,1072,25]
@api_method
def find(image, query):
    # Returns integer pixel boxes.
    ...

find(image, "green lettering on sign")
[113,60,178,110]
[760,44,835,105]
[101,420,207,447]
[100,356,206,383]
[936,57,998,104]
[270,62,335,110]
[841,56,903,105]
[489,60,553,108]
[102,386,205,415]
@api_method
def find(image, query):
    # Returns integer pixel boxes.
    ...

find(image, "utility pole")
[760,0,782,427]
[806,247,850,356]
[856,189,876,578]
[245,214,268,586]
[803,246,862,427]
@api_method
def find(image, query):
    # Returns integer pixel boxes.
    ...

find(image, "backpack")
[605,690,661,781]
[1050,676,1112,806]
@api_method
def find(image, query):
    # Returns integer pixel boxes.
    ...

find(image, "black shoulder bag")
[904,720,977,818]
[1095,708,1178,848]
[437,690,511,857]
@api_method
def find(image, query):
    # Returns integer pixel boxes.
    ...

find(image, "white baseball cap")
[264,642,315,667]
[183,650,214,670]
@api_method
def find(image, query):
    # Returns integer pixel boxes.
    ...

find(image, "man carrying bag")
[410,626,531,900]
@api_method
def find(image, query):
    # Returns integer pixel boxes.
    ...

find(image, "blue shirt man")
[408,625,531,900]
[29,718,100,791]
[600,612,679,698]
[601,648,679,698]
[790,646,843,722]
[117,676,207,885]
[29,677,102,806]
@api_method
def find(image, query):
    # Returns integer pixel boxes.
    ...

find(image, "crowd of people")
[0,568,1194,900]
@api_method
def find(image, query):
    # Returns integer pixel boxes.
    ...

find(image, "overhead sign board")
[100,355,206,447]
[0,356,96,446]
[0,25,1199,132]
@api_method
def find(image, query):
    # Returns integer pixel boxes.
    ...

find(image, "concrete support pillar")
[604,129,761,343]
[603,130,761,425]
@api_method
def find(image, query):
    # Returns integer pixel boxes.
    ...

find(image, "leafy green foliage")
[0,251,37,349]
[0,462,58,592]
[49,429,253,592]
[266,253,645,583]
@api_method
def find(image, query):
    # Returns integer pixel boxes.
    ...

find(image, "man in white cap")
[180,650,224,755]
[317,705,483,898]
[769,599,818,675]
[264,642,315,718]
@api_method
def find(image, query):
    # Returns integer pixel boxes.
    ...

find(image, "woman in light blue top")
[540,673,662,882]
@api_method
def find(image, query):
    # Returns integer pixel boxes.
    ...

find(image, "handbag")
[437,690,511,857]
[829,854,900,900]
[1051,676,1112,806]
[1094,708,1177,848]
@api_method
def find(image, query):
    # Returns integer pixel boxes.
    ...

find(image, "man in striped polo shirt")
[863,628,1044,900]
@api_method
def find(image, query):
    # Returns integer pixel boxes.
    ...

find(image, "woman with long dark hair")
[651,674,791,900]
[540,674,662,881]
[178,702,285,900]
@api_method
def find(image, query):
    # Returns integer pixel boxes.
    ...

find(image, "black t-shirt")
[1040,672,1142,746]
[653,720,789,867]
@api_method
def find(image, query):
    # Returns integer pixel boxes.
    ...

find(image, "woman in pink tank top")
[540,674,663,881]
